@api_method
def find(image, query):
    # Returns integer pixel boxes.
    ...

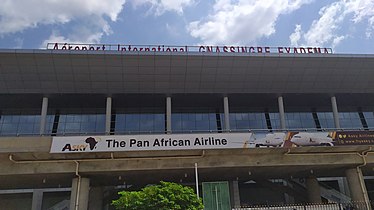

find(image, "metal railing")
[0,127,373,137]
[234,201,373,210]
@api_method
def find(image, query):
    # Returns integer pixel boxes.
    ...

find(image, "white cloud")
[130,0,194,15]
[289,24,302,46]
[0,0,125,34]
[0,0,125,45]
[187,0,312,45]
[291,0,374,47]
[303,1,345,46]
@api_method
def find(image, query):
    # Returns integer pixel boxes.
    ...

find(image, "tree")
[112,181,204,210]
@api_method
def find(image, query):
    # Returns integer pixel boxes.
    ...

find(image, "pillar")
[345,168,370,204]
[88,187,103,210]
[105,97,112,134]
[230,181,240,208]
[331,96,340,128]
[223,96,230,131]
[70,177,90,210]
[31,189,43,210]
[166,96,171,133]
[39,97,48,135]
[306,177,322,203]
[278,96,286,130]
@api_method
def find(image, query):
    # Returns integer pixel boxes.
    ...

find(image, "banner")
[50,133,251,153]
[252,131,374,148]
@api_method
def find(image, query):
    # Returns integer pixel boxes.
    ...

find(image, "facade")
[0,45,374,209]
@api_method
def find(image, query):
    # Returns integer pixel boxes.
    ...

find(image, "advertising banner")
[252,131,374,148]
[50,133,251,153]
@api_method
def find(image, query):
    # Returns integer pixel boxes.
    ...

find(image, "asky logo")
[62,137,99,152]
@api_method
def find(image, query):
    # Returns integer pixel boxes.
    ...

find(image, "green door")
[202,181,231,210]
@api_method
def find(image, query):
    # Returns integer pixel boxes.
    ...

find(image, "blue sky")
[0,0,374,53]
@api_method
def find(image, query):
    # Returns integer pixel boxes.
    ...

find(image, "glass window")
[285,112,315,129]
[363,112,374,128]
[171,110,219,133]
[229,112,267,130]
[339,112,363,129]
[269,113,281,129]
[57,111,105,134]
[115,110,165,134]
[0,111,42,135]
[317,112,335,129]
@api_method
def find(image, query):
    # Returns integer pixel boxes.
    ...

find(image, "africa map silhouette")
[85,137,98,150]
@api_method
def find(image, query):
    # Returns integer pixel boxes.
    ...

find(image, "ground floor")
[1,170,374,210]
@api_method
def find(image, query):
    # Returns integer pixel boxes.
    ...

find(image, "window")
[172,112,218,132]
[0,110,43,135]
[57,110,105,134]
[115,110,165,134]
[339,112,363,129]
[229,112,267,130]
[317,112,335,129]
[285,112,315,129]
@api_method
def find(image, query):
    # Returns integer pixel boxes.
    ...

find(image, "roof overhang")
[0,49,373,94]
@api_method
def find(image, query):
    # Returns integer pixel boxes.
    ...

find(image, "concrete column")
[230,181,240,208]
[166,96,172,133]
[70,177,90,210]
[39,97,48,135]
[105,97,112,134]
[31,189,43,210]
[88,187,103,210]
[331,96,340,129]
[223,96,230,131]
[345,168,370,203]
[278,96,286,130]
[306,177,322,203]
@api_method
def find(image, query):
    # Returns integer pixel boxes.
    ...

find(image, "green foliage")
[112,181,204,210]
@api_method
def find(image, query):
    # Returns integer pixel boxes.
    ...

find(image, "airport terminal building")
[0,44,374,209]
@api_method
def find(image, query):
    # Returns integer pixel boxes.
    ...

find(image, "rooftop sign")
[48,43,333,54]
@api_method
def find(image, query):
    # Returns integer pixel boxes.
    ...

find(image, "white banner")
[50,133,251,153]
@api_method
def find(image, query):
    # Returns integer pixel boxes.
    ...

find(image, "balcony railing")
[234,201,373,210]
